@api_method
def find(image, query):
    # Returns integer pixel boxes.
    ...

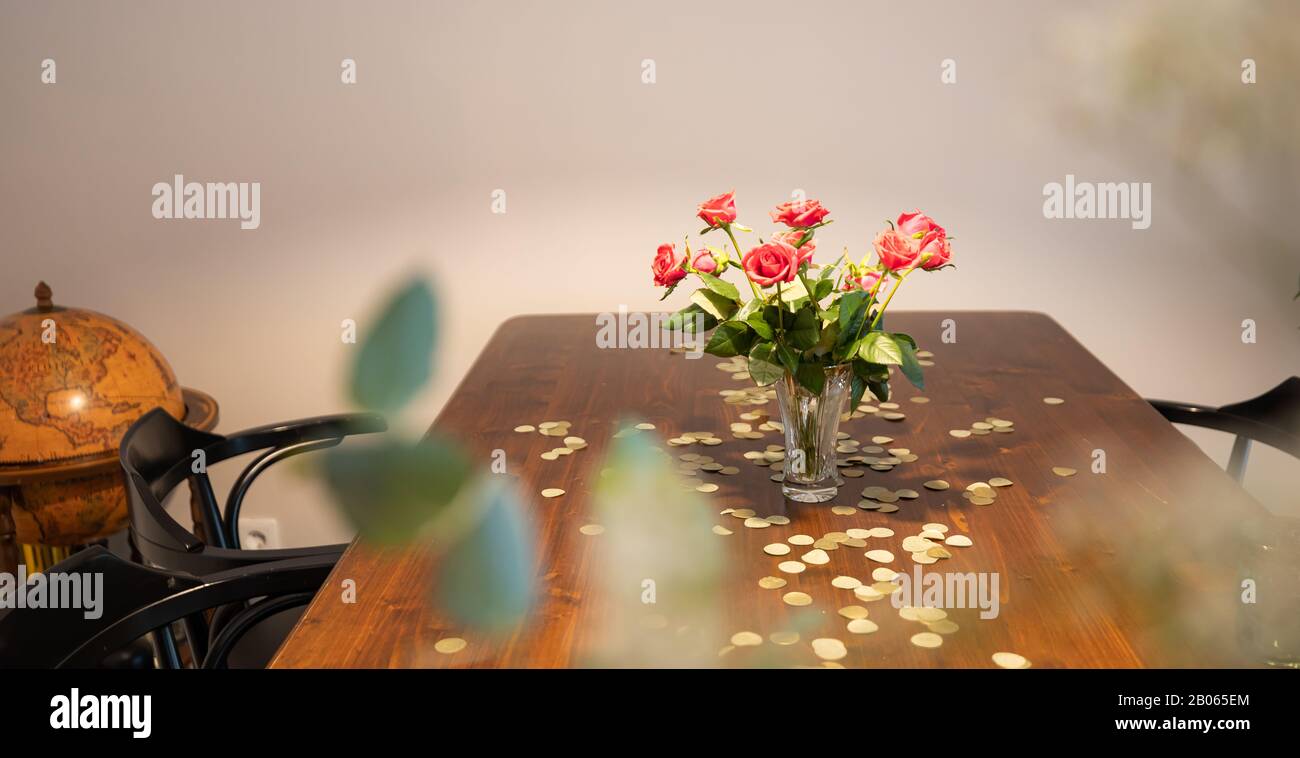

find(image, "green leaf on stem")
[896,337,924,390]
[819,253,846,280]
[745,310,774,340]
[748,343,784,386]
[664,303,717,333]
[788,307,820,350]
[857,331,904,365]
[812,278,834,303]
[690,288,738,321]
[850,375,867,410]
[795,362,826,395]
[838,290,868,333]
[697,271,740,301]
[704,321,753,357]
[776,343,800,376]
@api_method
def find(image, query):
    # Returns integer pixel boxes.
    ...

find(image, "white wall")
[2,0,1295,546]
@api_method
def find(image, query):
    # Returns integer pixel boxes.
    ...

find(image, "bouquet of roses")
[653,191,954,410]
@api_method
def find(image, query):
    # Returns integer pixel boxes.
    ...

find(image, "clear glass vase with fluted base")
[774,364,853,503]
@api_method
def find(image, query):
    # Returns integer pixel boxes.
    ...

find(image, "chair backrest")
[119,408,386,574]
[0,546,198,668]
[1148,376,1300,481]
[0,546,335,668]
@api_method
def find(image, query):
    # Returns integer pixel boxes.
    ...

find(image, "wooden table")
[271,312,1275,668]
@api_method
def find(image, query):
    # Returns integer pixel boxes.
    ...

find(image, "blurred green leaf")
[436,477,535,631]
[350,279,437,413]
[323,435,471,545]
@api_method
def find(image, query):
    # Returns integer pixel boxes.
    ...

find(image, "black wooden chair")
[1147,377,1300,482]
[118,408,386,664]
[0,546,334,668]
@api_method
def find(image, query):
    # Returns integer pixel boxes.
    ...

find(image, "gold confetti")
[777,561,806,574]
[854,585,885,602]
[924,480,950,491]
[513,425,535,433]
[871,567,898,582]
[579,524,604,536]
[801,549,831,565]
[945,535,973,547]
[1042,397,1064,405]
[541,488,565,498]
[769,631,800,645]
[989,477,1013,487]
[782,591,813,607]
[712,525,733,536]
[911,632,944,649]
[758,576,787,589]
[846,618,879,634]
[697,483,720,493]
[1052,467,1077,477]
[914,607,948,622]
[730,631,763,647]
[788,534,815,546]
[865,550,895,563]
[838,605,869,619]
[743,517,772,529]
[811,638,848,661]
[764,543,792,556]
[434,637,467,654]
[926,619,960,635]
[764,515,791,525]
[993,651,1031,669]
[949,429,971,439]
[831,575,862,590]
[831,505,857,516]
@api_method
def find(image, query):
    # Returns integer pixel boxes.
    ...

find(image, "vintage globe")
[0,282,218,556]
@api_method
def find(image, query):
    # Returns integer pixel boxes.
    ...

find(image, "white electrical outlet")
[238,518,281,549]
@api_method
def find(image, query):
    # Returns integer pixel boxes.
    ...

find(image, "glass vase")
[774,364,853,503]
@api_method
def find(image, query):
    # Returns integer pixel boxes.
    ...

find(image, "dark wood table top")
[271,311,1273,668]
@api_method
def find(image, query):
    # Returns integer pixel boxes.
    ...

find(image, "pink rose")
[917,228,952,270]
[697,191,737,227]
[692,250,718,274]
[652,243,687,287]
[842,270,883,293]
[896,210,943,239]
[770,198,830,228]
[742,241,799,288]
[773,229,816,269]
[873,229,920,271]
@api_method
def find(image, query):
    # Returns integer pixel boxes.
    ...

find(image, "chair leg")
[150,625,183,669]
[1226,436,1252,482]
